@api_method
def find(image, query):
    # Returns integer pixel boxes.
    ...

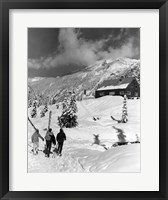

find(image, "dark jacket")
[51,134,56,145]
[45,131,54,141]
[56,130,66,143]
[45,131,56,145]
[45,131,52,141]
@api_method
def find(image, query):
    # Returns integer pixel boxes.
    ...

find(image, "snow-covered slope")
[28,96,140,173]
[72,144,140,172]
[28,57,140,101]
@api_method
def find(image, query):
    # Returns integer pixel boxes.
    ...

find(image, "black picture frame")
[0,0,168,199]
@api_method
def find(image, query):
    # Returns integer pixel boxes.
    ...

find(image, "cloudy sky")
[28,28,140,78]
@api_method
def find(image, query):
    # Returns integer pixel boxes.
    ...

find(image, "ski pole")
[28,117,37,130]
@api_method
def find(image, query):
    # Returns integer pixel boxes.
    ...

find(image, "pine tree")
[121,95,128,123]
[28,90,33,108]
[31,100,37,118]
[58,90,78,128]
[40,110,45,118]
[40,103,48,118]
[40,107,45,118]
[36,93,43,107]
[43,104,48,113]
[28,99,32,108]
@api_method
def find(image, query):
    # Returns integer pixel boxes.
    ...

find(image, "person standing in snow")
[45,128,55,157]
[31,129,44,155]
[56,128,66,156]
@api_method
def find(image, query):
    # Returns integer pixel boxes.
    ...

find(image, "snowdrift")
[72,144,140,172]
[28,95,140,173]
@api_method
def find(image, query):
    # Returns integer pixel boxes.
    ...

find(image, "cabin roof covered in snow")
[97,77,135,91]
[97,83,130,91]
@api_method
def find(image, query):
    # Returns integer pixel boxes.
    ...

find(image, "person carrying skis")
[31,129,44,155]
[45,128,55,157]
[56,128,66,156]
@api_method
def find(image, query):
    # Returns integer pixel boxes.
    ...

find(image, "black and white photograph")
[28,28,140,173]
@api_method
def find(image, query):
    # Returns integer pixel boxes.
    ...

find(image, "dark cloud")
[28,28,140,77]
[28,28,59,59]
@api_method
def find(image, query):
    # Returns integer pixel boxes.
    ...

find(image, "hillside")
[28,57,140,101]
[28,96,140,173]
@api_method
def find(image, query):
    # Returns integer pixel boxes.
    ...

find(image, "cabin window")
[135,92,138,97]
[126,91,131,95]
[99,92,104,96]
[109,91,115,95]
[120,91,124,95]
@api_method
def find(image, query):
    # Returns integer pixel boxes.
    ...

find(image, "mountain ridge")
[28,57,140,102]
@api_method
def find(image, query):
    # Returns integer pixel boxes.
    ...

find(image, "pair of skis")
[28,110,52,131]
[111,115,122,123]
[111,115,128,123]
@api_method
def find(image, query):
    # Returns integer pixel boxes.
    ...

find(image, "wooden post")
[48,111,52,130]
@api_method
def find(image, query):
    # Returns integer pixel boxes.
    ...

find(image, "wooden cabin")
[95,77,140,99]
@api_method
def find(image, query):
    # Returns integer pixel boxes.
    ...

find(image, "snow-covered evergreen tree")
[58,90,78,128]
[36,93,43,107]
[28,99,32,108]
[31,100,37,118]
[40,108,45,118]
[28,90,34,108]
[40,103,48,118]
[121,95,128,123]
[43,104,48,113]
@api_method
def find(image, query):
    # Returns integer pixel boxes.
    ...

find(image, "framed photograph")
[0,0,168,199]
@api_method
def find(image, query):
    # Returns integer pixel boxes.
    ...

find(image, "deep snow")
[28,96,140,173]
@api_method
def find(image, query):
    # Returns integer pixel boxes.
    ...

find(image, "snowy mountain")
[28,57,140,101]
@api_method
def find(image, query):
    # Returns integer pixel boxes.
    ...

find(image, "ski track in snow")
[28,146,86,173]
[28,96,140,173]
